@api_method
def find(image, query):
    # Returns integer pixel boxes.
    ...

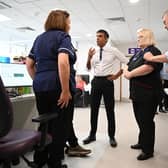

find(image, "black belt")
[94,75,110,79]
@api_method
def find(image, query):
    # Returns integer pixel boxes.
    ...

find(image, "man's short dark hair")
[96,29,109,39]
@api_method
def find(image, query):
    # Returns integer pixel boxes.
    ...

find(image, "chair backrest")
[0,76,13,137]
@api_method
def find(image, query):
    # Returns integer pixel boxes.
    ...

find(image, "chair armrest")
[32,113,58,150]
[32,113,58,123]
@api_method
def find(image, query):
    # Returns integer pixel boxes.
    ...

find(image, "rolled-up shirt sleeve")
[164,51,168,60]
[114,47,128,63]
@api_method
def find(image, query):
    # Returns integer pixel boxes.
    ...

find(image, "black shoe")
[83,135,96,144]
[109,137,117,147]
[137,152,153,161]
[130,144,142,150]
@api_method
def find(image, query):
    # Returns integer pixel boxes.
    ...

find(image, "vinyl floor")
[2,101,168,168]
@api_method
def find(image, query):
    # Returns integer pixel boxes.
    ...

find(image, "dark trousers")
[90,77,115,138]
[34,91,73,166]
[66,97,78,147]
[132,100,157,154]
[163,80,168,109]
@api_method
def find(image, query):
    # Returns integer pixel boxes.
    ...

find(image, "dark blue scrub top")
[28,30,76,93]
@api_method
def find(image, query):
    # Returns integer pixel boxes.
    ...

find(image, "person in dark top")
[124,28,163,161]
[26,10,76,168]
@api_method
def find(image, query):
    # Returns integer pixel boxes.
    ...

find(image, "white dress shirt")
[91,45,128,76]
[165,51,168,59]
[160,62,168,80]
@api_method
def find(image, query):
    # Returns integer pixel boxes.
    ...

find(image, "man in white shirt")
[83,29,128,147]
[144,9,168,62]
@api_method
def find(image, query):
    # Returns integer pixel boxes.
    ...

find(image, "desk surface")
[10,93,35,102]
[10,93,38,129]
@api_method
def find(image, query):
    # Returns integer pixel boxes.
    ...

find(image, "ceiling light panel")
[129,0,140,3]
[0,14,11,22]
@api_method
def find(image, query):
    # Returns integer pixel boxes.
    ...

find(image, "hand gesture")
[107,69,123,80]
[88,47,96,60]
[123,69,132,79]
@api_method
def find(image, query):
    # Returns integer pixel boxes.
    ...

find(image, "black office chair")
[0,76,57,168]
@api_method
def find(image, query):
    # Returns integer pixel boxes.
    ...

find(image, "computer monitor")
[0,63,32,87]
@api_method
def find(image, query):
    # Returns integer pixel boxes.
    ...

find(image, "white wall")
[0,43,30,62]
[73,40,93,75]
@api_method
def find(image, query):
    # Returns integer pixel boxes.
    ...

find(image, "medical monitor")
[0,63,32,87]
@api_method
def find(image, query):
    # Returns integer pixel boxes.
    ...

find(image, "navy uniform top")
[127,45,163,102]
[28,30,76,93]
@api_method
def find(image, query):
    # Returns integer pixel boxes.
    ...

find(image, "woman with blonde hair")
[124,28,163,160]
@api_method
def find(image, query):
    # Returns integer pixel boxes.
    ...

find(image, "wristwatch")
[165,51,168,60]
